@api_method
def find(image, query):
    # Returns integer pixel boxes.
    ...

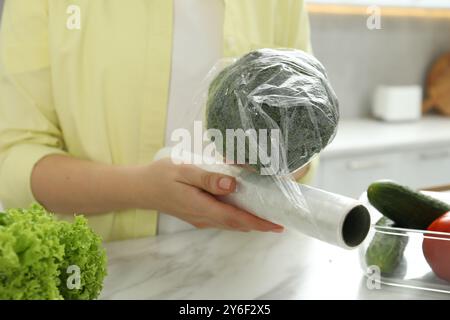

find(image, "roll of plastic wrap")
[155,148,371,250]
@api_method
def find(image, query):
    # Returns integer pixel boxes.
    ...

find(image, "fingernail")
[218,177,233,190]
[272,226,284,233]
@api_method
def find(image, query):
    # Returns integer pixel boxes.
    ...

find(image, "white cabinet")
[316,152,401,197]
[314,117,450,198]
[401,147,450,188]
[316,147,450,198]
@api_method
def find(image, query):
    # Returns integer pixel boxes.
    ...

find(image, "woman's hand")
[135,158,284,233]
[291,164,310,181]
[32,155,284,233]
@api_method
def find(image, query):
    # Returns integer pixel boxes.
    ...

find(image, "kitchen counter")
[322,116,450,159]
[99,117,450,300]
[100,229,449,300]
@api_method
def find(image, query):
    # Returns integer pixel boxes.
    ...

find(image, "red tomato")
[422,212,450,282]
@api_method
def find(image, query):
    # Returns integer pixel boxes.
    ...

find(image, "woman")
[0,0,316,241]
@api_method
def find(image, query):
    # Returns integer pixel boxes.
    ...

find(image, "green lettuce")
[0,204,107,300]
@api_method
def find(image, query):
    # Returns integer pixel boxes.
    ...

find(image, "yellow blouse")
[0,0,313,241]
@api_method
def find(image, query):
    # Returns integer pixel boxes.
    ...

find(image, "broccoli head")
[206,48,339,174]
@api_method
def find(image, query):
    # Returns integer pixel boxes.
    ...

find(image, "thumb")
[176,165,237,195]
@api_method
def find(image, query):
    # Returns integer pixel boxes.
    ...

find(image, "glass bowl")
[358,192,450,294]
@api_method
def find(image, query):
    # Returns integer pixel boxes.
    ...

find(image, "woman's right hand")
[134,158,284,233]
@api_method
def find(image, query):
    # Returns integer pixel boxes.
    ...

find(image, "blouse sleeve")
[0,0,67,209]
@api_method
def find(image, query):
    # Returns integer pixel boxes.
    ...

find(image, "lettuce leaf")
[0,204,107,300]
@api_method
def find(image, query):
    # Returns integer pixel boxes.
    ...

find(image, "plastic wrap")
[165,48,370,249]
[155,148,371,249]
[206,48,339,176]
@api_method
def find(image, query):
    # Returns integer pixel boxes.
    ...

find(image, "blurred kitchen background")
[307,0,450,197]
[1,0,449,199]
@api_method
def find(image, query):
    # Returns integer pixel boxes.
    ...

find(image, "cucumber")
[365,217,409,275]
[367,180,450,230]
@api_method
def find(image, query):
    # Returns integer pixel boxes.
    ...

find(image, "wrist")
[98,164,147,211]
[123,164,155,211]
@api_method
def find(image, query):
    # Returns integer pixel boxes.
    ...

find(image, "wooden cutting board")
[423,52,450,116]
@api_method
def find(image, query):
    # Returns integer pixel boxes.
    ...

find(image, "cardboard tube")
[155,148,371,249]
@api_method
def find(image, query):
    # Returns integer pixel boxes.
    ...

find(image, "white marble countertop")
[322,116,450,159]
[100,228,450,300]
[99,161,450,301]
